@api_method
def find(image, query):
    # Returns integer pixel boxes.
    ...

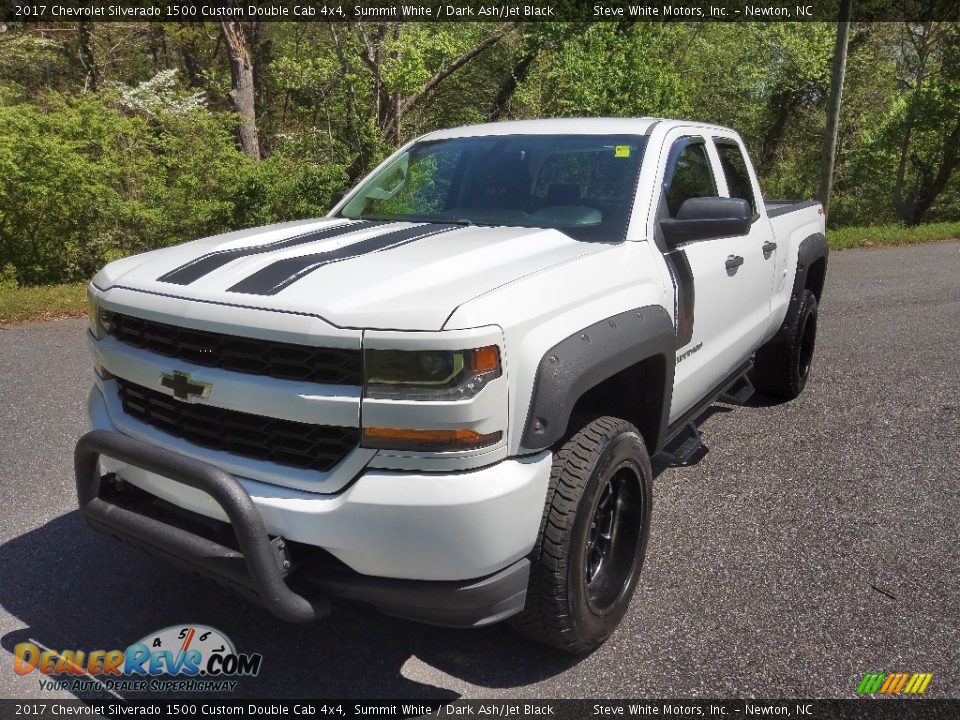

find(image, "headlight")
[88,291,102,338]
[87,292,114,339]
[364,346,501,400]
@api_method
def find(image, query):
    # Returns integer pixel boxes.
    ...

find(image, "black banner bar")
[2,0,960,23]
[1,699,959,720]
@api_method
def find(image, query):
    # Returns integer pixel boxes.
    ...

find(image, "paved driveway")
[1,241,958,700]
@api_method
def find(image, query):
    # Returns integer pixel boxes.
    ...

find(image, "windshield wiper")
[448,217,502,227]
[346,213,496,227]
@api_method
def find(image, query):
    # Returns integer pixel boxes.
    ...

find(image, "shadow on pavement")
[2,401,746,700]
[0,512,580,700]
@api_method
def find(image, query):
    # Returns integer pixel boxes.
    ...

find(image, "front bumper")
[76,430,531,627]
[88,385,550,580]
[81,385,552,626]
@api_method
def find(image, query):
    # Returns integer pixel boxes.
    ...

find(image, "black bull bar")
[74,429,330,623]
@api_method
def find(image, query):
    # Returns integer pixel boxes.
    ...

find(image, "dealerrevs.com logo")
[14,625,262,693]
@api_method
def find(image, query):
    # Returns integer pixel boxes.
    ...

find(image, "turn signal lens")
[470,345,500,374]
[361,427,502,452]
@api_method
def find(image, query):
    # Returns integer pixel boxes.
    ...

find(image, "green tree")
[524,24,695,118]
[889,23,960,225]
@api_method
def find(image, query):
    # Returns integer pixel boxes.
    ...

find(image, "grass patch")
[827,221,960,250]
[0,281,88,326]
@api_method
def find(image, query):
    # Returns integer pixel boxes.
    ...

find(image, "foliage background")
[1,20,959,286]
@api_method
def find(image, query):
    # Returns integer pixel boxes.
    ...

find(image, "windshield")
[338,134,648,242]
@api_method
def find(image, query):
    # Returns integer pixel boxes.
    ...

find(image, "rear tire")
[510,416,653,653]
[754,289,819,399]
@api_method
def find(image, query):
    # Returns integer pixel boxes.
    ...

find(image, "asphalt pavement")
[1,241,958,700]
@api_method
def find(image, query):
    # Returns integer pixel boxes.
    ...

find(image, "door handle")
[762,241,778,255]
[725,255,744,271]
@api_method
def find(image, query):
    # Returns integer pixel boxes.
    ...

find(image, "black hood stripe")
[157,220,385,286]
[228,223,461,296]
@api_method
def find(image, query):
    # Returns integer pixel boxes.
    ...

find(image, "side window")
[663,139,717,217]
[714,140,757,214]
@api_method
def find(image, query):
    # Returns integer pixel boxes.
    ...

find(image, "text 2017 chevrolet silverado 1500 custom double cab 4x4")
[77,118,827,652]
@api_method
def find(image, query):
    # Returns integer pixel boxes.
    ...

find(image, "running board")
[657,422,705,466]
[655,361,753,467]
[720,374,755,405]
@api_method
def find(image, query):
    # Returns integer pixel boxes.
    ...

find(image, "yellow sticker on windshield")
[615,145,631,158]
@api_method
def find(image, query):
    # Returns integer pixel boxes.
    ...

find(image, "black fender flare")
[520,306,676,453]
[791,232,829,301]
[769,232,828,343]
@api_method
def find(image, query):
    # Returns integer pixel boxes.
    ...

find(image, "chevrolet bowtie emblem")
[160,370,212,402]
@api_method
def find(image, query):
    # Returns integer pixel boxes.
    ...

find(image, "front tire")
[754,288,819,399]
[511,416,653,653]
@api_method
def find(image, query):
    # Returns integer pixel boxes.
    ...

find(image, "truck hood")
[96,219,608,331]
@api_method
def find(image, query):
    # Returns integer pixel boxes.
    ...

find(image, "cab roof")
[420,117,734,141]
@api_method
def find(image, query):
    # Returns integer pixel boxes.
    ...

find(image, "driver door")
[656,134,756,422]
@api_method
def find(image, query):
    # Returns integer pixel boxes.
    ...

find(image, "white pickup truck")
[78,118,827,652]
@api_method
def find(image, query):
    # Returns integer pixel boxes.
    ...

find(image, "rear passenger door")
[654,133,761,422]
[712,135,777,352]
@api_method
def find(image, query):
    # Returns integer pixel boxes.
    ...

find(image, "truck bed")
[765,199,821,218]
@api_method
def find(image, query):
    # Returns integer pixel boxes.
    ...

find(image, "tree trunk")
[248,22,269,135]
[893,23,937,223]
[355,23,392,143]
[907,117,960,225]
[756,90,797,174]
[147,24,168,73]
[488,48,538,122]
[178,24,204,88]
[817,0,853,218]
[78,21,101,91]
[364,24,515,144]
[220,21,260,161]
[329,22,368,182]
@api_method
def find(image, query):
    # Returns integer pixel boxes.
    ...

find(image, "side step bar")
[657,421,705,466]
[74,429,330,623]
[656,361,753,467]
[720,374,755,406]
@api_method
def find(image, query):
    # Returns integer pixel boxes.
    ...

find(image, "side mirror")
[328,189,347,212]
[660,197,752,246]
